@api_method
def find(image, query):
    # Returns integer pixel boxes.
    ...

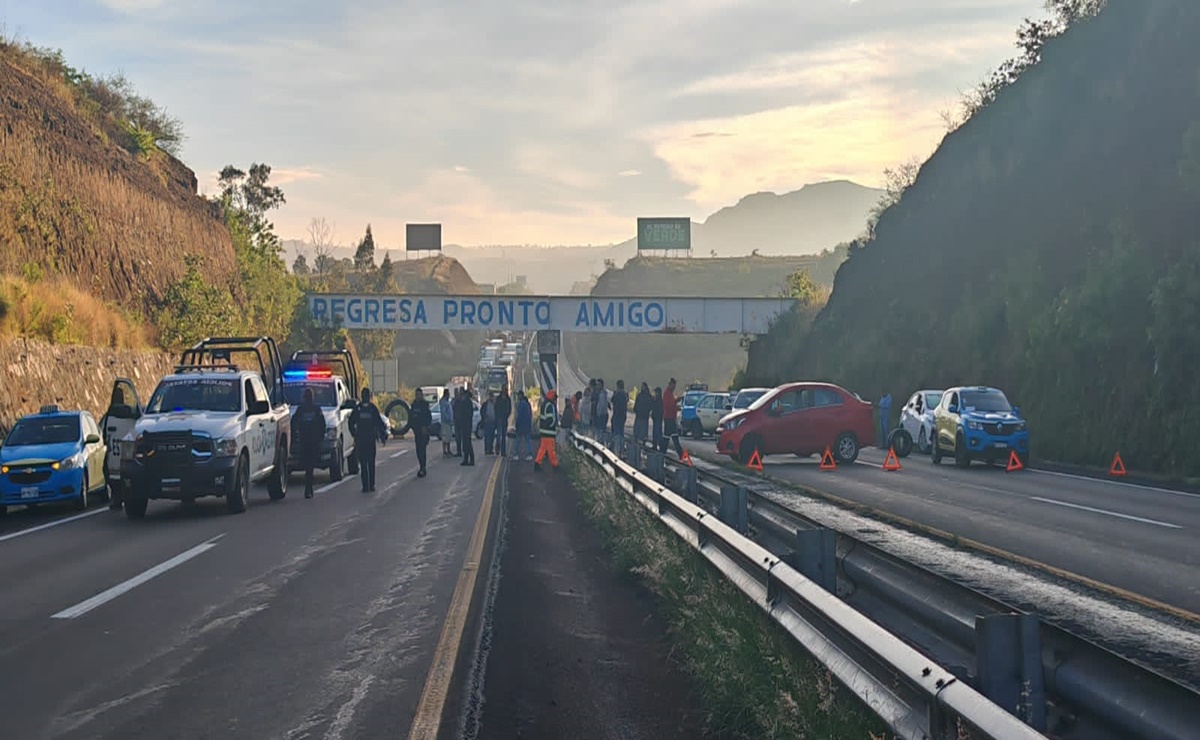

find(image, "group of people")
[560,376,685,457]
[422,384,561,472]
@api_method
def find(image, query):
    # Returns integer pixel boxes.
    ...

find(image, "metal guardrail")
[570,432,1043,740]
[572,430,1200,740]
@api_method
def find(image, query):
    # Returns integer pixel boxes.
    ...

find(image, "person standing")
[534,389,559,472]
[559,391,574,442]
[439,389,453,457]
[581,385,593,432]
[633,381,652,445]
[651,386,664,451]
[610,379,628,442]
[410,388,432,478]
[661,378,683,456]
[350,387,388,492]
[454,388,476,466]
[593,379,610,439]
[877,390,893,449]
[481,391,497,455]
[495,387,512,459]
[293,387,328,499]
[513,390,534,461]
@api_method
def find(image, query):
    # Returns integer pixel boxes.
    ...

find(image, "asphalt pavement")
[0,441,499,740]
[681,438,1200,614]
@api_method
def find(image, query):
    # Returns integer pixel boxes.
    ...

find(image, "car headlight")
[120,439,136,462]
[1014,420,1027,431]
[724,417,746,431]
[967,420,983,431]
[325,427,339,440]
[214,438,239,457]
[54,454,81,470]
[0,465,8,474]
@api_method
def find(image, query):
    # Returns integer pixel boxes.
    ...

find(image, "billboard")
[306,294,795,334]
[637,217,691,251]
[406,223,442,251]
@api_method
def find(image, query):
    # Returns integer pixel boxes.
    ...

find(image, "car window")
[148,378,241,413]
[5,416,82,446]
[815,388,842,407]
[771,390,800,414]
[284,382,337,407]
[960,389,1011,412]
[949,392,960,410]
[924,392,943,410]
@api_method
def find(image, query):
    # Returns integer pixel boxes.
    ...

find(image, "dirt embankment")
[0,336,173,435]
[0,57,237,316]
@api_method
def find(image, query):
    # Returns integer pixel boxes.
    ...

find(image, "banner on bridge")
[306,294,796,334]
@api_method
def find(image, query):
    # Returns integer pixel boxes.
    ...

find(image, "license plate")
[21,486,39,499]
[994,442,1008,448]
[161,478,182,492]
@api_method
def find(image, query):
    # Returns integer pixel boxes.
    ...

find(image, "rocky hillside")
[745,0,1200,477]
[0,51,237,316]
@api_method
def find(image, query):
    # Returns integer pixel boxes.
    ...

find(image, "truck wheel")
[228,455,249,514]
[330,441,344,481]
[124,494,148,520]
[74,473,90,511]
[268,441,288,501]
[385,399,412,437]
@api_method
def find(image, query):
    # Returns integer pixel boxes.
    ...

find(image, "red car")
[716,382,875,464]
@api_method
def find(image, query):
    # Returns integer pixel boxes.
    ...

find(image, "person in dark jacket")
[454,388,476,466]
[293,387,328,499]
[513,391,534,461]
[350,387,388,492]
[633,381,652,445]
[494,387,512,459]
[610,379,628,442]
[410,388,433,478]
[651,386,664,452]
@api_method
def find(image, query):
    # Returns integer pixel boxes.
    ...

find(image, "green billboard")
[637,217,691,251]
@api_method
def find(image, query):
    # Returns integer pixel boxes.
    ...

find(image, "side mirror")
[724,403,733,411]
[1012,406,1022,418]
[948,404,958,414]
[249,400,271,416]
[85,433,102,445]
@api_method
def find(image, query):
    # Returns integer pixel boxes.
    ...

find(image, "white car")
[690,392,732,438]
[896,389,945,455]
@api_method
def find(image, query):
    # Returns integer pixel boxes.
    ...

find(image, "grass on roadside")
[564,448,894,740]
[0,273,148,349]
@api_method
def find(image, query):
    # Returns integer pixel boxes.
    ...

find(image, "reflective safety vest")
[539,400,558,436]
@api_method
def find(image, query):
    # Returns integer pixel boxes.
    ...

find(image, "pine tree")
[376,251,394,291]
[354,224,376,271]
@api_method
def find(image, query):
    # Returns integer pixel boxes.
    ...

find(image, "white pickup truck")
[118,337,291,518]
[284,349,362,480]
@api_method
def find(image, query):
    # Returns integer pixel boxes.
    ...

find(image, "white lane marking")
[1029,497,1183,529]
[316,478,350,494]
[1030,468,1200,500]
[0,507,108,544]
[390,449,408,459]
[51,534,225,619]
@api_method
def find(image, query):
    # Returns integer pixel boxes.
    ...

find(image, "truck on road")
[119,337,292,519]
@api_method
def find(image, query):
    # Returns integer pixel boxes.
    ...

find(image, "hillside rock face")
[0,58,237,314]
[0,337,174,436]
[746,0,1200,475]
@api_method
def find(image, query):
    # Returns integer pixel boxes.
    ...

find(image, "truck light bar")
[283,368,333,380]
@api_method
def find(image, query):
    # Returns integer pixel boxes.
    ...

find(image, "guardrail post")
[719,485,749,534]
[784,526,836,594]
[673,465,698,504]
[975,614,1046,732]
[646,452,665,483]
[629,443,642,470]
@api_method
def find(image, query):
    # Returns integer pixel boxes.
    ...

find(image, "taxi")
[0,405,107,512]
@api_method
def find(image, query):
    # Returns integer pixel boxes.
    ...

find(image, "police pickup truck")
[119,337,291,519]
[283,349,361,480]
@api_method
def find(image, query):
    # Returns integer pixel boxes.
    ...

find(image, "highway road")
[0,441,498,740]
[681,439,1200,615]
[552,342,1199,615]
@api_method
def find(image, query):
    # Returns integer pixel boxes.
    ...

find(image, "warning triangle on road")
[747,449,764,472]
[1110,452,1127,477]
[819,447,837,471]
[882,448,902,472]
[680,448,693,466]
[1006,450,1025,472]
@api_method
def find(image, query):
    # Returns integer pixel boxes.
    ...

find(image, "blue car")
[0,406,108,513]
[931,386,1029,467]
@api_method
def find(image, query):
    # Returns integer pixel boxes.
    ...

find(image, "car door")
[244,377,269,476]
[901,394,921,438]
[82,414,105,489]
[806,388,847,454]
[102,378,142,483]
[936,391,959,450]
[694,395,715,432]
[760,389,802,454]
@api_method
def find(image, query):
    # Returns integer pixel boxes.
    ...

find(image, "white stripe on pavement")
[0,507,108,544]
[316,478,349,494]
[51,534,225,619]
[391,449,409,459]
[1029,497,1182,529]
[1030,468,1200,500]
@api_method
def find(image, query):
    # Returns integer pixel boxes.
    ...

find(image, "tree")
[307,217,336,275]
[782,268,828,309]
[155,255,237,349]
[376,251,394,291]
[354,224,376,271]
[292,253,310,275]
[216,163,287,256]
[866,157,922,237]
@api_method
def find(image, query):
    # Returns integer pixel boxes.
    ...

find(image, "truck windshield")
[284,383,337,407]
[5,416,80,446]
[147,378,241,413]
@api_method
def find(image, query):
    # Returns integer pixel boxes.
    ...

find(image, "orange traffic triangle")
[882,448,902,472]
[1110,452,1127,477]
[819,447,837,471]
[747,449,764,472]
[680,448,693,466]
[1006,450,1025,472]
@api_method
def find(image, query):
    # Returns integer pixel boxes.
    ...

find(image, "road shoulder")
[475,460,711,740]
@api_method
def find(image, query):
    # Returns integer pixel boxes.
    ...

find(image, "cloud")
[96,0,167,11]
[270,166,324,185]
[617,170,641,177]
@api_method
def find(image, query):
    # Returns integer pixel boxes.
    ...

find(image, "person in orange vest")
[534,389,559,471]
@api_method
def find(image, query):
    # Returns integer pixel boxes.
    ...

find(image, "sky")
[2,0,1047,247]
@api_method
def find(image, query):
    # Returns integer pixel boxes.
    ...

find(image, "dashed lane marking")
[51,534,225,619]
[1029,497,1182,529]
